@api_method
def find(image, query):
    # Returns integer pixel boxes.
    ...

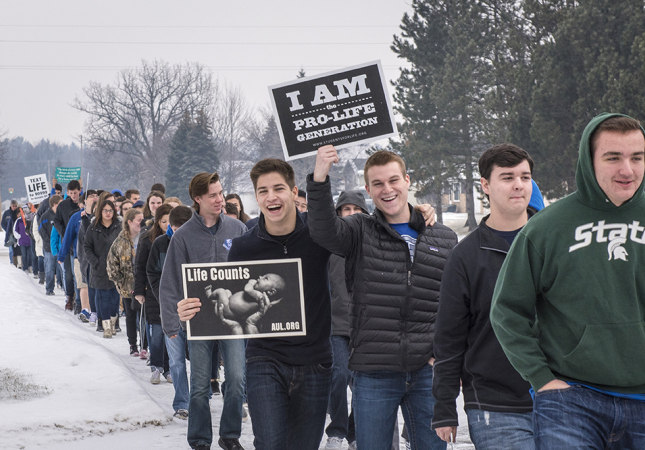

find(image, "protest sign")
[24,174,50,203]
[269,60,398,160]
[184,259,306,340]
[55,167,81,183]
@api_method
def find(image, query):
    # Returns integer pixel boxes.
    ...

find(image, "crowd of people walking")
[3,112,645,450]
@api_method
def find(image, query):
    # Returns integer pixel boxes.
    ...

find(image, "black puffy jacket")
[307,176,457,373]
[134,230,161,324]
[84,219,121,290]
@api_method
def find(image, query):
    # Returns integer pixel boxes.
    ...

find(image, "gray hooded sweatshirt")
[159,210,247,337]
[330,190,368,337]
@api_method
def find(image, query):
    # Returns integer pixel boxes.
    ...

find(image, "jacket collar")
[192,210,227,235]
[257,210,306,241]
[374,203,426,240]
[478,208,535,252]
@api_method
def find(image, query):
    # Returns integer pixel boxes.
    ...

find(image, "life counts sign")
[24,174,50,203]
[183,259,306,340]
[269,61,398,160]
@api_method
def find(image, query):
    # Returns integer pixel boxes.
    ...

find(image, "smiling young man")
[307,146,457,450]
[178,159,334,450]
[491,113,645,449]
[159,172,247,450]
[431,144,535,449]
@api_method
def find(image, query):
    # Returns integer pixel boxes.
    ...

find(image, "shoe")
[109,316,117,335]
[97,320,104,332]
[211,379,220,395]
[33,273,39,279]
[139,349,148,360]
[79,309,90,323]
[39,272,45,284]
[89,312,97,325]
[46,291,55,296]
[114,315,121,332]
[348,441,357,450]
[173,409,188,420]
[164,372,173,383]
[150,368,161,384]
[242,403,248,422]
[193,445,210,450]
[73,303,81,315]
[130,345,140,357]
[65,296,74,311]
[325,437,343,450]
[102,320,113,338]
[218,437,244,450]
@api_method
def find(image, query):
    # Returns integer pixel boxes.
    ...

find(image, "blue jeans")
[148,322,169,373]
[354,364,445,450]
[246,356,332,450]
[63,252,74,297]
[467,409,534,450]
[187,339,246,447]
[534,385,645,449]
[95,288,119,319]
[30,244,38,274]
[326,336,355,442]
[20,244,31,271]
[165,328,189,412]
[44,251,57,293]
[8,245,13,263]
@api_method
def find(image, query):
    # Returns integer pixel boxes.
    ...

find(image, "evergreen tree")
[165,110,218,204]
[526,0,645,197]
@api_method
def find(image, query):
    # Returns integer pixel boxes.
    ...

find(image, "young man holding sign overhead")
[307,145,457,450]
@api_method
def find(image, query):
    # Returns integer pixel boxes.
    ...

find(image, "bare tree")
[212,84,255,194]
[73,60,215,189]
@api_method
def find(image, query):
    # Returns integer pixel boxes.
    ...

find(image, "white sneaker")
[325,436,343,450]
[348,441,356,450]
[150,368,161,384]
[89,312,97,325]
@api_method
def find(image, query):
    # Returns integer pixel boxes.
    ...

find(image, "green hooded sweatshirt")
[491,112,645,393]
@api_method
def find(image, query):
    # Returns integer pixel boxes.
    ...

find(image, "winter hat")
[111,189,124,196]
[335,190,369,214]
[132,200,145,209]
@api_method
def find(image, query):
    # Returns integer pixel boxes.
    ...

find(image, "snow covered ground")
[0,233,473,450]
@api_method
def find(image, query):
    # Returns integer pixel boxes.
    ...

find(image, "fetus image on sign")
[205,274,285,335]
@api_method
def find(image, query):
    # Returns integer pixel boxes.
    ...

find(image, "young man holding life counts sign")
[306,145,457,450]
[179,159,334,450]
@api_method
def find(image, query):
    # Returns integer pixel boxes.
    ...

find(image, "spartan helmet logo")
[608,238,629,261]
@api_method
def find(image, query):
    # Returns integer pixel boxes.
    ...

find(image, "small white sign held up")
[24,174,50,203]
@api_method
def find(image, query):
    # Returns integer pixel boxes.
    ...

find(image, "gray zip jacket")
[159,210,247,338]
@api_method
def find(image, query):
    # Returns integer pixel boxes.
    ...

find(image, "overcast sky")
[0,0,413,145]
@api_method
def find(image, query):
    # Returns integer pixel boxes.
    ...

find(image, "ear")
[480,177,490,196]
[292,185,298,200]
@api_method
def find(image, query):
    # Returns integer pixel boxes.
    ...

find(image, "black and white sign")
[24,174,50,203]
[269,60,398,160]
[184,259,306,340]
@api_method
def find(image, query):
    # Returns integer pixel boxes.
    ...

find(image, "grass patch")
[0,368,51,401]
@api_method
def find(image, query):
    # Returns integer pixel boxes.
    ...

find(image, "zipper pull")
[407,271,411,286]
[283,245,287,255]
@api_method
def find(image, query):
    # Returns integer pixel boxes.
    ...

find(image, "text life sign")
[55,167,81,183]
[24,174,50,204]
[269,61,398,160]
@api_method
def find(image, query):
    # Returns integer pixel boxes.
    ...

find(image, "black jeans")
[123,297,138,348]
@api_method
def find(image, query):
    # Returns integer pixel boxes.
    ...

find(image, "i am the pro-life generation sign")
[183,259,306,340]
[24,174,50,203]
[269,61,398,160]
